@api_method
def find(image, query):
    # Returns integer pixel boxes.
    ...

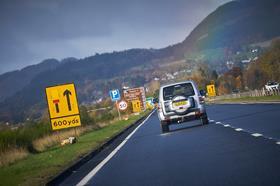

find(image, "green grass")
[0,111,149,186]
[215,95,280,103]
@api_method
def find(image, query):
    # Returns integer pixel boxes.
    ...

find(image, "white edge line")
[76,110,155,186]
[276,142,280,145]
[215,122,221,124]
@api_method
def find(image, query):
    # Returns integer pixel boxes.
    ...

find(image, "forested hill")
[172,0,280,56]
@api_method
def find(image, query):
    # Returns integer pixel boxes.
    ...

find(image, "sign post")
[109,89,121,120]
[45,83,81,131]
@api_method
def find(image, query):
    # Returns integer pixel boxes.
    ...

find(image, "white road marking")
[209,120,215,123]
[160,133,171,136]
[235,128,243,131]
[251,133,263,137]
[211,119,279,145]
[76,111,155,186]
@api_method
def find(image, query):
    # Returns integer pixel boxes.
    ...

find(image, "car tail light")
[199,96,205,104]
[195,111,201,116]
[157,104,161,111]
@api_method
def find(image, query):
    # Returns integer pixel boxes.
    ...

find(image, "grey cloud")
[0,0,231,73]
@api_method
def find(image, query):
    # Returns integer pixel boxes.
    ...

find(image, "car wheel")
[201,114,209,125]
[171,95,189,115]
[160,121,169,133]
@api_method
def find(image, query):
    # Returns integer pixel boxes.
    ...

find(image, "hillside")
[172,0,280,57]
[0,59,60,102]
[0,0,279,123]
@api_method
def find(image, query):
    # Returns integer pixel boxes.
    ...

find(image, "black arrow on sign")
[63,89,72,111]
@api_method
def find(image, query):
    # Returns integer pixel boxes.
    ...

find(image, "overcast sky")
[0,0,231,74]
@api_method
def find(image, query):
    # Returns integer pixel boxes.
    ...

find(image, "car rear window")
[163,83,195,101]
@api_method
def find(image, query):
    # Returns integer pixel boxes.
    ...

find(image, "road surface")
[59,103,280,186]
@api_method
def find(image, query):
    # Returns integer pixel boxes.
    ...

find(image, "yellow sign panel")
[207,84,216,97]
[132,100,141,113]
[51,115,81,130]
[46,83,81,130]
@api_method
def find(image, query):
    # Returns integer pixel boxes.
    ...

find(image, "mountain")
[172,0,280,57]
[0,0,279,123]
[0,59,60,102]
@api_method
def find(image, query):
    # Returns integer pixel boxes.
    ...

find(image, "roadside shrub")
[0,121,51,152]
[80,106,95,125]
[32,126,93,152]
[0,147,29,167]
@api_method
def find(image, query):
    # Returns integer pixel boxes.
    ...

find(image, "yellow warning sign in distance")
[132,100,141,113]
[206,84,216,97]
[45,83,81,130]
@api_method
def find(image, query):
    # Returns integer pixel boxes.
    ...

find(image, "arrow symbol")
[63,89,72,111]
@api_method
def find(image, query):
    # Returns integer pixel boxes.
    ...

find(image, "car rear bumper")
[158,110,206,125]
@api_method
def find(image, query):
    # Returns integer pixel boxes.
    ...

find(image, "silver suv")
[157,80,208,133]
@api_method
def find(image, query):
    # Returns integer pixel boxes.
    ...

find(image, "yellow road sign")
[132,100,141,113]
[46,83,81,130]
[206,84,216,97]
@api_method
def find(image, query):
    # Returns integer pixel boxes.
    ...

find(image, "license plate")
[173,101,187,107]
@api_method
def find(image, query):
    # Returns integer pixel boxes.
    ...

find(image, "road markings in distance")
[76,110,155,186]
[251,133,263,137]
[235,128,243,131]
[211,119,279,145]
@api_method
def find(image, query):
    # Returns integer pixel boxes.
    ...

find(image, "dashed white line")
[235,128,243,131]
[211,119,279,146]
[209,120,215,123]
[76,110,154,186]
[251,133,263,137]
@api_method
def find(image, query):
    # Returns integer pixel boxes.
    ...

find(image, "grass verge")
[0,148,29,167]
[210,95,280,103]
[0,111,149,186]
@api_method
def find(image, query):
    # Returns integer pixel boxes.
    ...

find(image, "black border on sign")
[45,82,81,129]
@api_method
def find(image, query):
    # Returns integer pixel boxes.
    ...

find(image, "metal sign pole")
[74,127,78,140]
[116,101,121,120]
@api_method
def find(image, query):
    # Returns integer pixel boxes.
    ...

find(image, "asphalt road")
[60,103,280,186]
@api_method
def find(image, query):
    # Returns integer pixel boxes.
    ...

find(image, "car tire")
[161,121,169,133]
[201,114,209,125]
[171,95,189,115]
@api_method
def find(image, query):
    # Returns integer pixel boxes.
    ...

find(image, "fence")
[211,88,280,101]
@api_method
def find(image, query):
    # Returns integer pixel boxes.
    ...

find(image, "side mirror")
[199,90,206,96]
